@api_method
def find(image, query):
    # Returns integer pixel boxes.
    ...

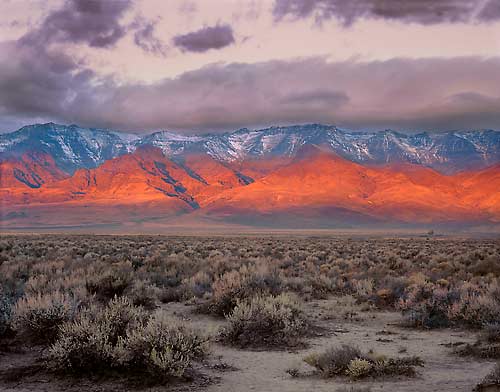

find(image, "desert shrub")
[455,323,500,359]
[48,296,146,371]
[304,345,423,380]
[12,291,77,343]
[398,284,457,328]
[159,286,185,303]
[352,279,376,301]
[447,283,500,328]
[485,323,500,343]
[0,289,12,337]
[370,277,408,308]
[202,266,282,317]
[346,358,373,379]
[399,281,500,329]
[183,271,212,299]
[303,274,335,299]
[116,312,208,378]
[304,345,361,377]
[85,263,133,301]
[219,293,307,347]
[126,280,159,310]
[370,356,424,378]
[456,341,500,359]
[470,257,500,277]
[48,297,207,380]
[204,270,244,316]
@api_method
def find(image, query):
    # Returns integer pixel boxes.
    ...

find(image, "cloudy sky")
[0,0,499,133]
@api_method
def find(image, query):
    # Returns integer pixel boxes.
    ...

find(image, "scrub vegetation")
[0,234,498,391]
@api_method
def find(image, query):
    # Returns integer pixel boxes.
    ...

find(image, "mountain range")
[1,123,500,230]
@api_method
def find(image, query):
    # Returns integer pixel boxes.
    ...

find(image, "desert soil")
[0,297,496,392]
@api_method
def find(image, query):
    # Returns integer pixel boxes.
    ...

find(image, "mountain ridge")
[2,123,500,229]
[1,143,500,229]
[1,122,500,174]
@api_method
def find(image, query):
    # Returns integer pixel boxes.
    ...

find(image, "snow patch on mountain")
[1,123,499,174]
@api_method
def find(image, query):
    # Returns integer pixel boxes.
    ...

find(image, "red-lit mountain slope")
[1,145,500,228]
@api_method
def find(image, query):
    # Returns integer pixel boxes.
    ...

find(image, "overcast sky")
[0,0,499,133]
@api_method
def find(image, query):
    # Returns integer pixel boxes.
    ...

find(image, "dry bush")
[447,283,500,327]
[0,287,12,338]
[126,280,160,310]
[48,297,207,380]
[304,345,361,377]
[485,323,500,343]
[183,271,212,299]
[219,293,307,348]
[470,257,500,277]
[346,358,373,379]
[455,323,500,359]
[85,262,134,301]
[159,286,185,304]
[398,284,456,328]
[201,265,282,317]
[12,291,77,343]
[369,356,424,378]
[48,296,146,371]
[116,312,208,378]
[304,344,423,380]
[1,234,500,354]
[399,281,500,329]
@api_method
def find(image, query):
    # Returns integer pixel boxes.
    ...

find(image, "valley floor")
[0,234,499,392]
[0,298,495,392]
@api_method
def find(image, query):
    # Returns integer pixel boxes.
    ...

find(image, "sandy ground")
[0,297,496,392]
[165,298,497,392]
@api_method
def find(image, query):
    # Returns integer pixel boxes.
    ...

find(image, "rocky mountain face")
[0,123,137,174]
[1,123,500,229]
[2,123,500,174]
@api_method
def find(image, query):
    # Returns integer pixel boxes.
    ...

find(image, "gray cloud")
[1,13,500,135]
[0,40,93,122]
[0,0,161,132]
[173,24,235,53]
[281,89,350,106]
[477,0,500,22]
[273,0,500,26]
[132,19,168,56]
[1,0,499,134]
[1,56,494,133]
[26,0,167,54]
[22,0,132,48]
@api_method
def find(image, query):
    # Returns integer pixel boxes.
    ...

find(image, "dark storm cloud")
[132,19,168,56]
[173,24,235,53]
[273,0,500,26]
[0,40,93,121]
[34,56,498,133]
[23,0,167,54]
[0,0,160,131]
[2,52,500,132]
[477,0,500,22]
[1,2,500,136]
[22,0,132,48]
[0,0,124,124]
